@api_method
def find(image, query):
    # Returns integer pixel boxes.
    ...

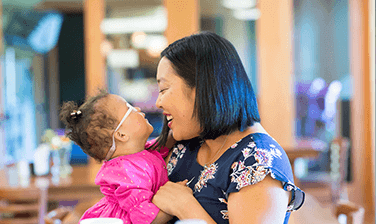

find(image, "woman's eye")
[159,89,166,93]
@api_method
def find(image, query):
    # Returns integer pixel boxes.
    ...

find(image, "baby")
[59,90,171,224]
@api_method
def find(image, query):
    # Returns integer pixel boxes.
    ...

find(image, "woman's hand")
[152,181,193,216]
[153,181,216,224]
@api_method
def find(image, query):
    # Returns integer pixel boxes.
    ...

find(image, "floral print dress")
[167,133,305,224]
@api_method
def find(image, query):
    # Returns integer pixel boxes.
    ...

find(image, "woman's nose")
[155,95,162,109]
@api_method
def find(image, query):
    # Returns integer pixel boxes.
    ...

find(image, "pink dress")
[79,145,169,224]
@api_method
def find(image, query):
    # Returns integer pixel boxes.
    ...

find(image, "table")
[0,165,338,224]
[289,193,339,224]
[0,165,102,200]
[62,193,341,224]
[0,165,103,223]
[285,137,328,162]
[285,138,328,186]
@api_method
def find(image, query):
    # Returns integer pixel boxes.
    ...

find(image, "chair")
[44,206,72,224]
[0,187,48,224]
[334,200,365,224]
[297,136,351,206]
[44,198,99,224]
[329,137,350,202]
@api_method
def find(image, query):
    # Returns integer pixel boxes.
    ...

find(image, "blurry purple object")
[295,78,341,138]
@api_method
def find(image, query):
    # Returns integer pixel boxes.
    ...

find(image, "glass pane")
[1,6,63,166]
[293,0,351,189]
[2,47,38,164]
[104,1,164,139]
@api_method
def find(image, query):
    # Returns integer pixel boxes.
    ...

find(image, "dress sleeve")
[226,141,305,212]
[99,160,160,224]
[226,146,272,193]
[115,185,159,224]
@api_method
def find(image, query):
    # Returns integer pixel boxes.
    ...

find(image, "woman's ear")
[114,131,129,142]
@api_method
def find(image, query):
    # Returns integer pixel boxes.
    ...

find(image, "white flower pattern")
[218,197,229,219]
[167,144,186,175]
[230,140,283,190]
[194,163,218,193]
[167,135,297,222]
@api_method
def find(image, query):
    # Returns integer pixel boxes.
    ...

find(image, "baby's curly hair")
[59,90,118,162]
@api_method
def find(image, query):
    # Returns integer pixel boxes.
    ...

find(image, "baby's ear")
[114,131,129,142]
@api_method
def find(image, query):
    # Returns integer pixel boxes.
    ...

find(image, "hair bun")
[70,110,82,120]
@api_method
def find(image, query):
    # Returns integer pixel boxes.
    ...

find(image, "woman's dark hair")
[59,90,118,162]
[156,31,260,147]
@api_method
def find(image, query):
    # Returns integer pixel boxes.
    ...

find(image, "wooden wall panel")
[163,0,200,44]
[256,0,295,149]
[84,0,106,97]
[348,0,375,223]
[84,0,106,170]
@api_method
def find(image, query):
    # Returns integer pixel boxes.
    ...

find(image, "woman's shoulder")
[223,133,294,183]
[226,132,286,158]
[227,133,305,212]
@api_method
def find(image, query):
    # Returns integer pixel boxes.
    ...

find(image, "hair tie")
[70,110,82,120]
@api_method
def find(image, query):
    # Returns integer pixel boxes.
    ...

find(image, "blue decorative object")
[4,10,63,54]
[70,143,89,165]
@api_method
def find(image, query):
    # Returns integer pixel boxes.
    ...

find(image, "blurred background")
[0,0,374,223]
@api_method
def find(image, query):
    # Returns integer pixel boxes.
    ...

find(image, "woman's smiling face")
[155,57,201,141]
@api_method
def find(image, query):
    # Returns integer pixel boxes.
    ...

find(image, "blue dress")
[167,133,305,224]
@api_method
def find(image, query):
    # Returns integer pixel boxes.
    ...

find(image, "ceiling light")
[232,8,261,21]
[107,49,139,68]
[146,35,168,58]
[131,31,147,46]
[222,0,257,9]
[132,34,167,49]
[101,6,167,34]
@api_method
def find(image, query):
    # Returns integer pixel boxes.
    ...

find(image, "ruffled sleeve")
[115,184,159,223]
[226,138,305,212]
[96,157,160,224]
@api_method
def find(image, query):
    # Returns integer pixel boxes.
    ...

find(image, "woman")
[152,31,304,224]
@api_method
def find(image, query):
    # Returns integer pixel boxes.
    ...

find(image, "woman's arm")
[152,181,216,224]
[151,210,173,224]
[153,176,289,224]
[228,175,290,223]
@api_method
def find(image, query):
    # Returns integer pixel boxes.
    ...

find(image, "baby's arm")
[116,183,166,223]
[113,162,171,223]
